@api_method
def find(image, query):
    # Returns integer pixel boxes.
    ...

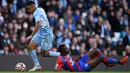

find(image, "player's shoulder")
[57,56,64,63]
[37,7,44,12]
[57,56,62,59]
[33,7,44,16]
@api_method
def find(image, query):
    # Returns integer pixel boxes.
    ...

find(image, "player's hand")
[127,9,130,14]
[26,35,32,42]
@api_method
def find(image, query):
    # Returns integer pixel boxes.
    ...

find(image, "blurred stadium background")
[0,0,130,72]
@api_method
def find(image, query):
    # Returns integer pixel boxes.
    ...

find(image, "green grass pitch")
[0,71,130,73]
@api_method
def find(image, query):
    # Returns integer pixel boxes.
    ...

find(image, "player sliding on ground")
[54,44,129,72]
[25,1,60,72]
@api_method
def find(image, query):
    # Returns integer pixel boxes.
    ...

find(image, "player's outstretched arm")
[54,57,64,72]
[26,21,40,42]
[31,21,40,37]
[54,63,63,72]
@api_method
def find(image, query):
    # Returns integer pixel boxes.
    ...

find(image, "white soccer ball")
[15,62,26,72]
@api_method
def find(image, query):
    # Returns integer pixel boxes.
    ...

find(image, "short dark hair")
[57,44,66,52]
[57,44,69,51]
[26,1,35,6]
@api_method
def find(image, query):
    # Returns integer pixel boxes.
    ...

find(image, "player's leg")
[92,49,119,64]
[28,35,42,72]
[86,56,129,71]
[103,56,129,65]
[86,48,105,60]
[40,34,60,57]
[79,48,103,63]
[87,48,129,68]
[85,56,104,71]
[41,50,60,57]
[86,48,112,68]
[91,49,129,65]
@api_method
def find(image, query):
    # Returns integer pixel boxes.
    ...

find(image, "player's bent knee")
[28,40,38,50]
[94,48,100,52]
[28,45,34,50]
[90,48,99,53]
[97,49,101,52]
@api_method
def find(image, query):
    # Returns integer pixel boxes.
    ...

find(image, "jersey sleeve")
[34,8,47,23]
[34,15,43,23]
[54,57,64,70]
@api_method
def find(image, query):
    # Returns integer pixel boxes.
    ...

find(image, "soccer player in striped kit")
[54,44,128,72]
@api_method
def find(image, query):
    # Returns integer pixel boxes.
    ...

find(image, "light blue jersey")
[31,8,53,50]
[33,8,52,35]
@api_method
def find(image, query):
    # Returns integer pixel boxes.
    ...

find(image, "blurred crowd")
[0,0,130,56]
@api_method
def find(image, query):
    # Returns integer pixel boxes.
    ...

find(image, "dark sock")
[96,50,120,65]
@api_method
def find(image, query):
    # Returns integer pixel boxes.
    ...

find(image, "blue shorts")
[79,54,91,71]
[85,63,91,72]
[31,33,53,51]
[80,54,90,63]
[78,61,91,72]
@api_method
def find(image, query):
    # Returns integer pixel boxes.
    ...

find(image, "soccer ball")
[15,62,26,72]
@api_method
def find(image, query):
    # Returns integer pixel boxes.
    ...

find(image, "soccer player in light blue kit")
[25,1,60,72]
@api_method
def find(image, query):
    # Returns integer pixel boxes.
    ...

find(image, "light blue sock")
[49,51,61,56]
[29,50,40,66]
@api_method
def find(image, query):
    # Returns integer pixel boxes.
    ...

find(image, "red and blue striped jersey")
[54,54,90,72]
